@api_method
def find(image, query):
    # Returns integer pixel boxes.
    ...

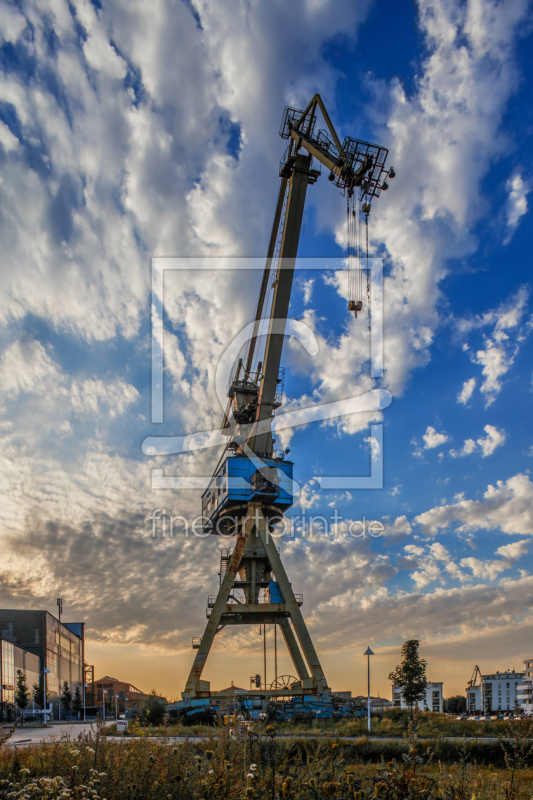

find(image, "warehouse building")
[0,609,85,719]
[94,675,156,717]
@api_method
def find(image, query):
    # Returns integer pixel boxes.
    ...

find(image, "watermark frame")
[142,257,390,490]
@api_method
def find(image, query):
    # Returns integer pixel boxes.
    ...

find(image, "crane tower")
[183,95,393,702]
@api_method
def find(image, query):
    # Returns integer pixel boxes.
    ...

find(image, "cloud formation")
[415,472,533,537]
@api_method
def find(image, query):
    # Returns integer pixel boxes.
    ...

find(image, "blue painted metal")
[201,454,294,531]
[266,581,283,603]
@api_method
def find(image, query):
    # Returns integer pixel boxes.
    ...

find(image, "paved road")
[4,723,97,747]
[2,725,503,748]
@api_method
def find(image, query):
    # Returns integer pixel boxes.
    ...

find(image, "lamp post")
[43,668,51,727]
[83,683,89,723]
[102,690,107,720]
[114,681,118,721]
[364,646,374,733]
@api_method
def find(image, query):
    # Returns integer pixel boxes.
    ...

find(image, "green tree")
[32,672,49,709]
[445,695,466,714]
[15,670,30,724]
[60,681,72,721]
[140,689,166,727]
[72,686,83,719]
[388,639,428,718]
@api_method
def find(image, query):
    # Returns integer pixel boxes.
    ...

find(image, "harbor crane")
[182,95,393,702]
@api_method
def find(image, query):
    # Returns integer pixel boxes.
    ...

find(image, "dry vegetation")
[0,715,532,799]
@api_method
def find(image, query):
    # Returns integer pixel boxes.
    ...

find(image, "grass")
[115,711,517,740]
[1,715,533,798]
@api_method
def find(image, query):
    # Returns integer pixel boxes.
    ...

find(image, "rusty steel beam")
[256,509,328,691]
[183,509,257,697]
[278,617,310,682]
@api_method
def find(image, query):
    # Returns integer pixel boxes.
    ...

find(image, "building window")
[1,641,15,707]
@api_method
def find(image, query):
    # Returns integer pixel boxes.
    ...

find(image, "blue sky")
[0,0,532,699]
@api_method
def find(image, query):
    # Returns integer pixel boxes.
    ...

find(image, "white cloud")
[460,556,507,581]
[454,287,530,405]
[450,425,505,458]
[496,539,529,560]
[415,472,533,537]
[384,515,411,544]
[475,341,516,405]
[423,426,450,449]
[296,483,320,510]
[458,377,476,405]
[450,439,477,458]
[477,424,506,457]
[504,173,530,242]
[70,379,139,418]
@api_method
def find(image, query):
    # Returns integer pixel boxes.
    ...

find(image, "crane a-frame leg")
[183,502,328,699]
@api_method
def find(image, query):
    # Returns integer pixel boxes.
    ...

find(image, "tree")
[15,671,30,724]
[388,639,428,718]
[140,690,167,727]
[61,681,72,721]
[445,695,466,714]
[32,673,49,709]
[72,686,83,719]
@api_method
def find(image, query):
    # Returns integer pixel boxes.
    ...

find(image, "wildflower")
[250,764,257,771]
[86,748,95,754]
[282,776,293,798]
[70,751,80,756]
[409,748,416,755]
[247,773,255,780]
[332,743,340,749]
[208,770,213,775]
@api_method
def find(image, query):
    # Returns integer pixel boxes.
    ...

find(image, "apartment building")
[392,681,443,712]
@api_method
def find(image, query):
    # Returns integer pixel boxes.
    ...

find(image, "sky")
[0,0,532,701]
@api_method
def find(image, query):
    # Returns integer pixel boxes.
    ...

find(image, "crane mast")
[182,95,393,703]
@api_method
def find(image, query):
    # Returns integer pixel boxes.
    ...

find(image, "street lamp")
[83,683,89,723]
[43,668,51,728]
[102,690,107,720]
[364,646,374,733]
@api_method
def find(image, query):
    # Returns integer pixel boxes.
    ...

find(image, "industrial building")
[0,609,84,719]
[0,636,41,722]
[94,675,156,716]
[392,681,443,712]
[466,665,525,714]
